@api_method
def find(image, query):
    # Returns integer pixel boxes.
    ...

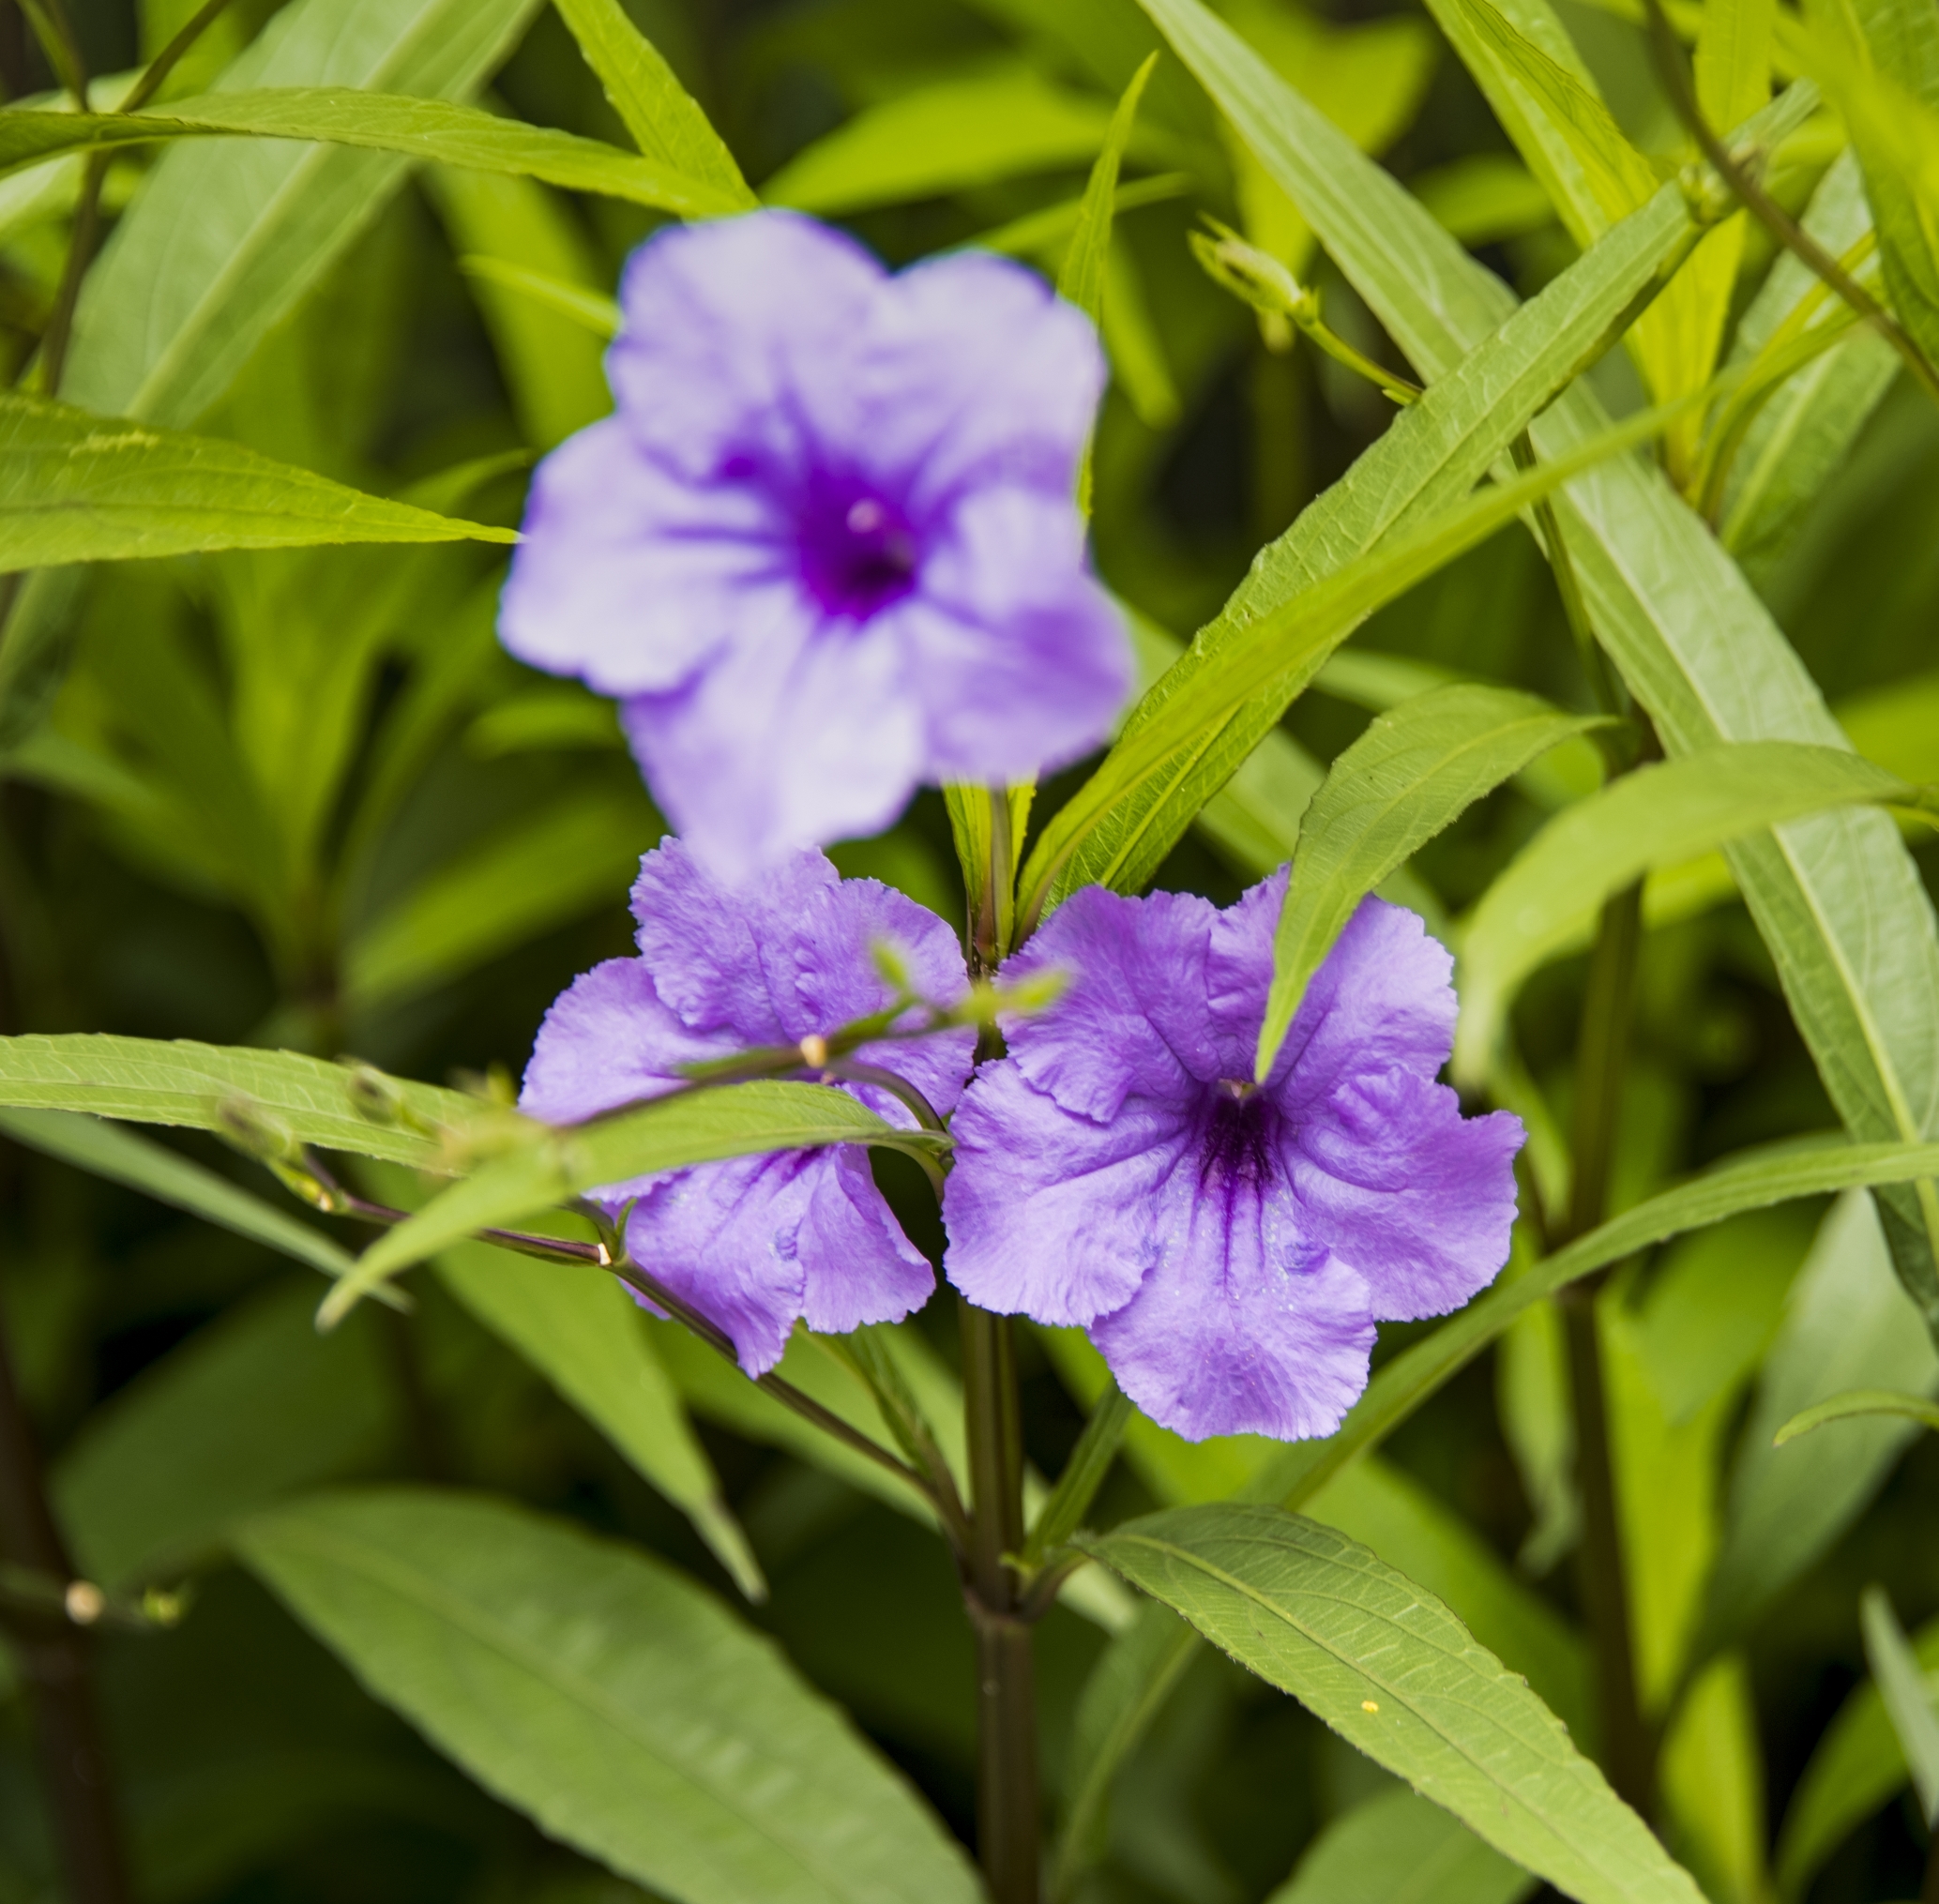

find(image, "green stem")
[1557,881,1656,1813]
[962,1299,1038,1904]
[1638,0,1939,406]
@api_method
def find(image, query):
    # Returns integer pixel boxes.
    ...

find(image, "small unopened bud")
[798,1034,830,1067]
[341,1059,406,1126]
[1189,221,1317,330]
[141,1587,184,1627]
[65,1580,104,1625]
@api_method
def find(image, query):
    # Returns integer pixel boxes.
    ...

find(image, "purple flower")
[942,876,1523,1443]
[521,839,975,1376]
[498,210,1130,881]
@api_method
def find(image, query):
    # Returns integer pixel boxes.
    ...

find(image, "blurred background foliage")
[1,0,1938,1898]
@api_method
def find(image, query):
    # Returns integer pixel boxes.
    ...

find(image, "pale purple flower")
[942,876,1523,1443]
[498,210,1130,881]
[521,840,974,1376]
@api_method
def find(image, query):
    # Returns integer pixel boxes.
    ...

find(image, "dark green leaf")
[0,391,517,573]
[1256,684,1605,1079]
[1082,1503,1705,1904]
[237,1488,982,1903]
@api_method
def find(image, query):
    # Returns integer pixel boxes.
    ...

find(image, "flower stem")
[1557,881,1656,1813]
[0,1294,130,1904]
[961,1299,1038,1904]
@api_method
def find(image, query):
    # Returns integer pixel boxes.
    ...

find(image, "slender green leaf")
[320,1081,946,1322]
[0,1106,364,1289]
[0,90,744,216]
[1719,152,1897,564]
[1081,1504,1706,1904]
[1059,53,1159,323]
[1017,146,1706,917]
[1454,742,1920,1084]
[1774,1387,1939,1442]
[0,1033,474,1167]
[0,391,515,574]
[67,0,546,428]
[1708,1191,1939,1637]
[1267,1785,1536,1904]
[550,0,754,202]
[457,254,623,340]
[1256,685,1605,1079]
[1447,0,1659,238]
[434,1241,764,1599]
[236,1488,982,1904]
[1139,0,1939,1335]
[1022,390,1700,924]
[1775,1611,1939,1899]
[764,65,1119,215]
[53,1283,395,1589]
[1860,1587,1939,1824]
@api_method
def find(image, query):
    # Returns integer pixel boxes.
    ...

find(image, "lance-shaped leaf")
[318,1080,948,1324]
[1021,392,1695,924]
[1136,0,1939,1329]
[237,1488,982,1904]
[551,0,754,201]
[1081,1504,1706,1904]
[1775,1609,1939,1898]
[1860,1587,1939,1825]
[1255,685,1606,1080]
[0,90,747,216]
[1719,151,1898,565]
[0,392,517,573]
[68,0,545,429]
[0,1034,472,1167]
[1017,135,1710,919]
[1454,742,1924,1082]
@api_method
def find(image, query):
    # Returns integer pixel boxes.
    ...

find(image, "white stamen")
[845,499,886,535]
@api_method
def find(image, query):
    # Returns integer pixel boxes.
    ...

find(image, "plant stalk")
[0,1297,130,1904]
[1558,881,1655,1814]
[961,1299,1038,1904]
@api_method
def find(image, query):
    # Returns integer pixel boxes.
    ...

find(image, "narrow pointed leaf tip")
[1254,684,1611,1081]
[0,394,517,571]
[1080,1504,1707,1904]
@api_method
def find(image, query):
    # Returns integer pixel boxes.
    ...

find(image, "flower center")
[799,491,921,619]
[1199,1085,1280,1190]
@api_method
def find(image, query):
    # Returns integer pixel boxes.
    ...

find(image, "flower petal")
[1293,1069,1523,1322]
[620,611,927,884]
[629,842,841,1039]
[499,417,800,699]
[1270,898,1460,1106]
[943,1062,1194,1327]
[626,1143,928,1377]
[519,956,728,1128]
[835,249,1106,514]
[798,1148,937,1337]
[905,487,1130,783]
[1003,885,1220,1121]
[1090,1235,1375,1443]
[608,211,886,487]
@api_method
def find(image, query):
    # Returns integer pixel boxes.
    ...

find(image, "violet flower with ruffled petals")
[499,210,1130,881]
[942,875,1522,1442]
[522,840,974,1376]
